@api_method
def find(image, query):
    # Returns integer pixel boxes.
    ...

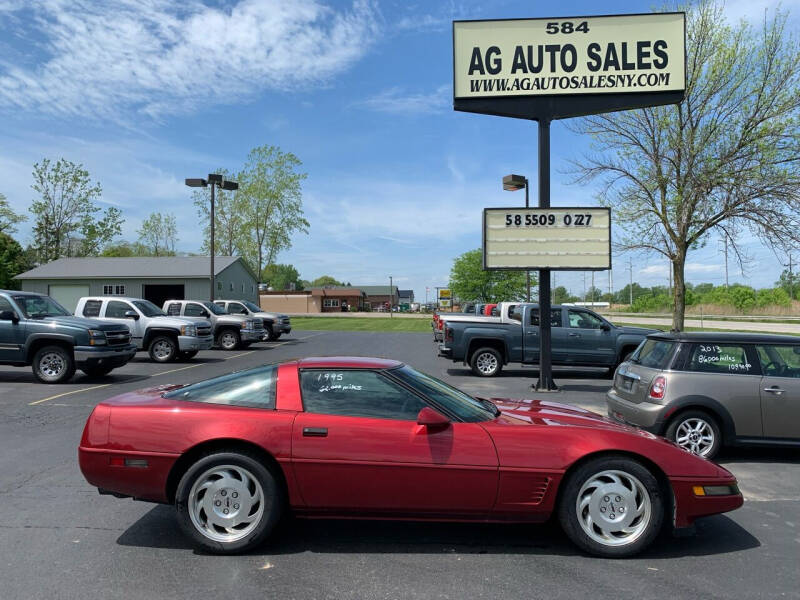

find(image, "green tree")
[137,212,177,256]
[262,263,303,290]
[310,275,344,287]
[101,240,151,257]
[552,285,573,304]
[571,2,800,330]
[29,158,122,260]
[449,249,530,303]
[0,193,25,235]
[192,167,249,259]
[0,233,33,289]
[238,145,310,276]
[776,268,800,300]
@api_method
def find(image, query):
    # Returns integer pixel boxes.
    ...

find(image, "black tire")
[175,451,285,554]
[81,365,115,378]
[665,410,722,459]
[558,455,664,558]
[148,335,178,362]
[470,347,503,377]
[265,327,279,341]
[32,345,76,384]
[216,329,241,351]
[240,342,252,349]
[178,350,199,361]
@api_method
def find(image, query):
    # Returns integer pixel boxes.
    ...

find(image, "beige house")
[259,288,367,314]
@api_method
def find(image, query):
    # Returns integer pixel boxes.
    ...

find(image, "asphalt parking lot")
[1,330,798,600]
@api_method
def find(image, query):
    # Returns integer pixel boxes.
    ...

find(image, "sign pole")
[536,118,557,392]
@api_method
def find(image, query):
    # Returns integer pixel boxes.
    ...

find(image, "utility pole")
[591,271,595,303]
[582,272,587,302]
[724,236,729,288]
[785,256,794,301]
[389,275,393,319]
[628,258,633,306]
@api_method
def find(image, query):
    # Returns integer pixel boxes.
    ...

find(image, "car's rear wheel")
[558,456,664,558]
[665,410,721,459]
[148,336,177,362]
[32,345,76,383]
[175,452,284,554]
[217,329,241,351]
[470,347,502,377]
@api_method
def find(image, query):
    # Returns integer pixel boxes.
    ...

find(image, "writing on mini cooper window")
[300,370,426,420]
[688,344,753,374]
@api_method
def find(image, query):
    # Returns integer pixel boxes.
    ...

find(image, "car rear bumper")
[178,335,214,351]
[79,446,177,504]
[438,344,453,359]
[74,344,137,369]
[606,389,667,434]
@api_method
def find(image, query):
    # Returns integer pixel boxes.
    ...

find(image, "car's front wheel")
[32,345,76,383]
[175,451,284,554]
[470,347,502,377]
[217,329,241,351]
[148,336,177,362]
[558,456,664,558]
[665,410,721,459]
[265,327,279,341]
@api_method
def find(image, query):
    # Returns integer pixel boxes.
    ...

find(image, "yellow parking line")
[29,384,112,406]
[224,351,255,360]
[151,363,205,377]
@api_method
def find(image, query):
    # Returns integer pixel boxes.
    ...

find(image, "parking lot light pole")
[503,174,530,302]
[185,175,239,301]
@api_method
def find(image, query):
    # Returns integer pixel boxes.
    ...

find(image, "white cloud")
[686,262,722,273]
[359,85,450,115]
[0,0,379,120]
[723,0,800,23]
[639,264,668,275]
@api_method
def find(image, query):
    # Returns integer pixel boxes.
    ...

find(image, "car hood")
[150,316,210,329]
[38,315,123,331]
[488,398,642,433]
[254,311,284,320]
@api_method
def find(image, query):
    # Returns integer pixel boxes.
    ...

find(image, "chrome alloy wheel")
[675,418,715,456]
[476,352,498,375]
[152,340,173,360]
[576,470,652,547]
[219,332,238,350]
[188,464,264,543]
[39,351,66,379]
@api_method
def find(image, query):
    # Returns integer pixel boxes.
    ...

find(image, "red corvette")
[79,357,743,557]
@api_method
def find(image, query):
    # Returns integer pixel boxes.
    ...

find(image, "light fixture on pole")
[185,174,239,301]
[502,174,531,302]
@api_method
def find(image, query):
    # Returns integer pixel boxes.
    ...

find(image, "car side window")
[82,300,102,318]
[184,303,207,317]
[0,296,14,313]
[228,303,247,315]
[756,345,800,378]
[568,310,604,329]
[165,303,182,316]
[106,301,133,318]
[300,370,427,421]
[687,343,754,374]
[163,365,278,408]
[531,309,562,327]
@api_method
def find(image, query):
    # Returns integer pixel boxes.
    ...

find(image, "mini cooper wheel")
[175,452,284,554]
[665,411,721,459]
[470,347,502,377]
[32,345,76,383]
[558,456,663,558]
[217,329,241,351]
[148,336,177,362]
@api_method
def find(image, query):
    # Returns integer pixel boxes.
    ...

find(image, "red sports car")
[79,357,743,557]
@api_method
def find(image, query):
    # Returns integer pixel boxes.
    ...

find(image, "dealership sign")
[453,13,685,119]
[483,207,610,270]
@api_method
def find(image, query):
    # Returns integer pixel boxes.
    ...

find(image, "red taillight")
[648,375,667,400]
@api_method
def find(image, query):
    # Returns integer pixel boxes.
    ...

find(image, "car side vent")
[529,476,551,505]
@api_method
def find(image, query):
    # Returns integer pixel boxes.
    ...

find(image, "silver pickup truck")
[214,299,291,340]
[163,300,264,350]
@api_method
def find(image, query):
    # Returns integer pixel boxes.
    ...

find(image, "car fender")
[659,395,737,442]
[24,333,76,360]
[142,327,181,347]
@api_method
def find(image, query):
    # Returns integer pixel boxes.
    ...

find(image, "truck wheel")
[32,345,76,384]
[149,336,177,362]
[217,329,241,351]
[82,365,114,378]
[265,328,279,341]
[470,347,503,377]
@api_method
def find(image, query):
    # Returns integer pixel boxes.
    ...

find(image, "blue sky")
[1,0,798,302]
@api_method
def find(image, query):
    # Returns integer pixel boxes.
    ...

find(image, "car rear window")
[82,300,102,318]
[163,365,278,408]
[631,339,675,369]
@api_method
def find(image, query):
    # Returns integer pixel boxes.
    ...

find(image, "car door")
[564,309,616,365]
[226,302,249,316]
[291,368,498,515]
[756,344,800,439]
[182,302,210,324]
[524,308,563,364]
[0,296,25,362]
[103,300,143,343]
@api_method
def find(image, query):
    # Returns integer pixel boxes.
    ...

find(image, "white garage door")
[48,284,90,314]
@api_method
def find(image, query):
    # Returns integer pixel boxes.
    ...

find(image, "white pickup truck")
[75,296,213,362]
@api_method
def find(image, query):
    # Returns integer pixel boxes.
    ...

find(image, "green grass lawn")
[291,316,433,333]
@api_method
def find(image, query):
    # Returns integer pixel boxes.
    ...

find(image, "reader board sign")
[483,207,611,271]
[454,13,685,100]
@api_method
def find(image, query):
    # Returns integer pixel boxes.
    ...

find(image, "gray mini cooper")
[607,332,800,459]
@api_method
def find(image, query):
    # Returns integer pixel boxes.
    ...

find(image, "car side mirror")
[124,310,140,320]
[417,407,450,430]
[601,323,611,331]
[0,310,19,323]
[201,310,210,317]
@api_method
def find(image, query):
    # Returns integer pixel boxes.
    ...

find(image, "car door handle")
[763,387,785,395]
[302,427,328,437]
[568,332,581,337]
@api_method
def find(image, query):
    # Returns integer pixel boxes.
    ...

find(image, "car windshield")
[390,365,496,422]
[132,300,165,317]
[202,302,228,315]
[13,295,71,318]
[243,300,262,313]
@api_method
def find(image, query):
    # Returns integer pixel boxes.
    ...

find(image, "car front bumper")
[74,344,137,369]
[606,389,667,435]
[178,335,214,351]
[241,329,264,343]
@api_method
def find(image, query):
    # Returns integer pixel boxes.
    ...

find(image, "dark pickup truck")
[439,303,659,377]
[0,290,136,383]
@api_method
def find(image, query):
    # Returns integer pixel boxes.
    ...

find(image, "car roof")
[1,289,45,297]
[81,296,145,303]
[296,356,404,369]
[647,331,800,344]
